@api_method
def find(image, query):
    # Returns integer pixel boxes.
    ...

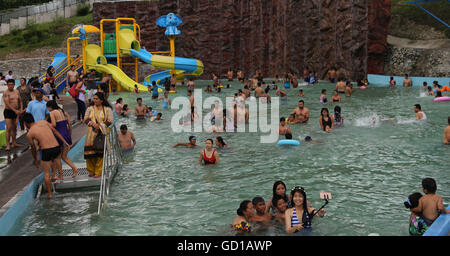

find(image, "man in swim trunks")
[345,81,353,97]
[3,79,24,150]
[187,78,195,90]
[66,65,79,89]
[336,78,346,93]
[254,82,264,98]
[24,113,68,198]
[134,98,147,120]
[403,74,412,87]
[118,124,136,151]
[188,90,195,121]
[291,100,309,123]
[251,197,273,223]
[328,67,337,83]
[414,104,427,120]
[443,117,450,145]
[173,136,199,148]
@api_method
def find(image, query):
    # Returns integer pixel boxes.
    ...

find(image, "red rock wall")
[368,0,392,75]
[93,0,390,81]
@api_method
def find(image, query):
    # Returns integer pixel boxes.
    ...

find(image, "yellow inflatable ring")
[169,90,177,93]
[158,88,163,93]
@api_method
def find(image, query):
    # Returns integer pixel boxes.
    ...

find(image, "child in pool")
[404,192,429,236]
[298,89,304,97]
[426,86,434,96]
[121,104,130,117]
[151,113,163,121]
[411,178,450,227]
[251,197,273,222]
[320,89,328,104]
[287,114,296,125]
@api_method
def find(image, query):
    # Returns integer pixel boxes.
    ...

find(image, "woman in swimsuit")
[198,139,220,165]
[232,200,254,233]
[215,136,231,149]
[47,100,77,179]
[285,187,326,234]
[265,181,291,214]
[319,108,333,132]
[331,90,341,102]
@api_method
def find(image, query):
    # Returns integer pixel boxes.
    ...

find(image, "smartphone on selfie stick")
[312,192,332,217]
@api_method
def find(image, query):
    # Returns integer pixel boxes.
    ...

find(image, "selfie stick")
[312,195,329,218]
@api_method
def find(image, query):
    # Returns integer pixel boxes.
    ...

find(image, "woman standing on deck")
[83,92,113,178]
[47,100,78,178]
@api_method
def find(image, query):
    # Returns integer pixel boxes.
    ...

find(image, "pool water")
[9,80,450,236]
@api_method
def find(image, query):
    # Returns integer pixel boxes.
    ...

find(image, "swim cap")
[305,136,312,141]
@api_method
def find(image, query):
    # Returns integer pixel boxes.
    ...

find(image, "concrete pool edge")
[368,74,450,87]
[0,135,86,236]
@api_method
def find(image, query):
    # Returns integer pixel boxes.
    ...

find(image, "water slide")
[85,44,149,92]
[39,52,83,93]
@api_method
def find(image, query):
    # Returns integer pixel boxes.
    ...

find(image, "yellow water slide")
[85,44,148,92]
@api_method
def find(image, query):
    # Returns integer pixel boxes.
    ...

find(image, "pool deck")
[0,95,88,217]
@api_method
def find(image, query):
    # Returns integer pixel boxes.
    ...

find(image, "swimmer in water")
[320,89,328,104]
[443,117,450,145]
[215,136,231,149]
[414,104,427,121]
[291,100,310,123]
[232,200,254,233]
[272,196,288,224]
[304,136,322,144]
[198,138,220,165]
[278,117,292,135]
[265,181,291,214]
[426,86,434,96]
[134,98,147,120]
[285,186,326,234]
[298,89,304,97]
[287,114,296,125]
[173,136,199,148]
[332,106,344,127]
[276,88,287,104]
[251,197,274,223]
[331,90,341,102]
[150,112,163,121]
[319,108,333,132]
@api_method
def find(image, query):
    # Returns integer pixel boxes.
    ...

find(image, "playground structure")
[39,14,204,93]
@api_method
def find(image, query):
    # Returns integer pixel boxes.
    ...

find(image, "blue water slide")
[423,206,450,236]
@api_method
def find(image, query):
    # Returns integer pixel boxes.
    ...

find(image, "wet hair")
[272,181,288,205]
[291,187,308,210]
[423,82,427,86]
[414,104,421,110]
[116,98,123,104]
[157,113,162,117]
[122,104,129,111]
[298,100,304,104]
[206,138,214,144]
[321,108,330,117]
[216,136,226,145]
[334,106,342,123]
[305,136,312,141]
[280,117,285,122]
[120,124,127,130]
[285,133,292,139]
[94,92,112,108]
[427,86,432,91]
[46,100,65,114]
[237,200,252,216]
[321,89,326,94]
[436,91,442,97]
[264,87,270,93]
[22,113,35,124]
[252,196,265,205]
[404,192,422,209]
[7,79,15,84]
[272,195,286,211]
[422,178,437,193]
[137,97,142,102]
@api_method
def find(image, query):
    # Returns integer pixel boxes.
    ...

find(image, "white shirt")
[5,75,13,80]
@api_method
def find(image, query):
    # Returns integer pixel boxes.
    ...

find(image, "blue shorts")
[122,148,134,153]
[329,78,335,83]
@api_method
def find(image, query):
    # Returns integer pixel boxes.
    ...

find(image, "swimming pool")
[8,81,450,236]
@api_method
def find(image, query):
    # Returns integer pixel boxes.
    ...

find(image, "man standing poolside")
[27,88,50,122]
[403,74,412,87]
[66,65,79,89]
[291,100,309,123]
[444,117,450,145]
[3,79,24,150]
[118,124,136,152]
[414,104,427,120]
[24,113,68,199]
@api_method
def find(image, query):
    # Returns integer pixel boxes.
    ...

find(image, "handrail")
[97,122,122,215]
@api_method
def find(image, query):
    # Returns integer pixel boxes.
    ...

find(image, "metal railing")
[97,122,122,215]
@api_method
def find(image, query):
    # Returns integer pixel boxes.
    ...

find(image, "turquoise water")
[9,81,450,236]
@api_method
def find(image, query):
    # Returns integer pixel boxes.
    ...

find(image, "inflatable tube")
[433,96,450,102]
[169,90,177,93]
[277,140,300,146]
[440,86,450,92]
[360,86,367,89]
[158,88,164,93]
